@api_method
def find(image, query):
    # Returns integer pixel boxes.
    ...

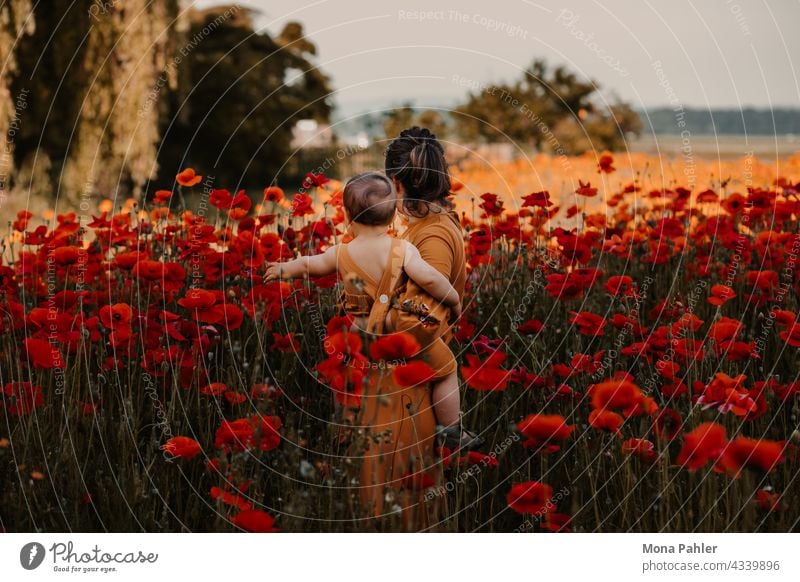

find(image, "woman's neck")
[404,202,444,224]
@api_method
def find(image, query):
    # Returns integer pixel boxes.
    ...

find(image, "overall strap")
[366,239,406,335]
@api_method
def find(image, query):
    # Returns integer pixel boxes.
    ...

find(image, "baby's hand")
[264,262,283,282]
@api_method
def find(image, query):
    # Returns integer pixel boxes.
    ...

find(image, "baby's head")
[342,172,396,226]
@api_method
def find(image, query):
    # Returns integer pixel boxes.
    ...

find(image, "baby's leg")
[431,371,460,427]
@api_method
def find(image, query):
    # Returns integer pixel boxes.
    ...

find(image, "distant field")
[630,134,800,159]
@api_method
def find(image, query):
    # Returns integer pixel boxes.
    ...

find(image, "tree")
[383,104,448,142]
[156,7,333,190]
[7,0,180,201]
[454,59,640,153]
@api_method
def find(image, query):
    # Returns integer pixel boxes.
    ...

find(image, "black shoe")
[439,425,485,450]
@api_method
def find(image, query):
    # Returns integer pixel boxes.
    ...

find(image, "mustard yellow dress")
[336,240,439,530]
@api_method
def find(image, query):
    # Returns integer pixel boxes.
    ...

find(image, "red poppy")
[708,284,735,306]
[230,509,278,532]
[654,408,683,441]
[676,422,727,471]
[201,382,228,396]
[153,190,172,204]
[655,359,681,381]
[569,353,599,375]
[316,328,369,403]
[541,512,572,532]
[211,487,253,511]
[660,379,688,399]
[588,409,624,434]
[746,269,778,291]
[779,321,800,347]
[99,303,133,328]
[369,332,421,361]
[325,331,363,357]
[621,438,657,463]
[114,250,147,269]
[316,357,366,407]
[325,315,355,337]
[771,310,796,327]
[754,489,784,512]
[522,191,552,208]
[454,451,499,468]
[717,437,785,476]
[773,380,800,401]
[604,275,634,296]
[461,350,511,391]
[575,180,598,197]
[507,481,554,515]
[176,168,203,187]
[24,338,65,369]
[228,190,252,220]
[696,188,718,203]
[161,436,202,460]
[178,289,217,309]
[132,259,165,281]
[696,373,756,417]
[302,172,329,189]
[569,311,606,336]
[516,319,544,335]
[208,188,233,209]
[2,382,44,415]
[721,192,746,215]
[271,333,300,353]
[479,193,505,216]
[291,193,315,217]
[597,152,615,174]
[12,209,33,232]
[263,186,284,203]
[180,290,244,331]
[223,391,247,405]
[544,273,585,301]
[53,246,82,266]
[589,378,643,411]
[517,414,574,452]
[708,318,742,344]
[214,415,282,452]
[393,361,437,387]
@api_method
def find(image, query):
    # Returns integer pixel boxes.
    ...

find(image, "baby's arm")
[264,245,338,281]
[402,242,460,308]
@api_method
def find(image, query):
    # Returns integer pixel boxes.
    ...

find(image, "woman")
[385,126,481,449]
[343,127,475,528]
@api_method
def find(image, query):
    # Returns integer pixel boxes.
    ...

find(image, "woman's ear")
[391,177,404,195]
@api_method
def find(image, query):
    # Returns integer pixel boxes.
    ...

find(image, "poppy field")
[2,152,800,532]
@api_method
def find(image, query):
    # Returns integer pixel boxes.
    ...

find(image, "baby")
[265,172,482,450]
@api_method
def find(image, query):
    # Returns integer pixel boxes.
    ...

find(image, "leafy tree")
[156,7,333,190]
[383,104,448,142]
[8,1,181,199]
[454,59,640,153]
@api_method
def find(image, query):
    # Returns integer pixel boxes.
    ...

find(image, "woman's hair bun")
[385,126,452,217]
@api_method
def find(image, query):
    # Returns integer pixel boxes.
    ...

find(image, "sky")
[194,0,800,117]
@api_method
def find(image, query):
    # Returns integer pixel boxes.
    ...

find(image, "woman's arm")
[402,243,460,308]
[264,245,338,281]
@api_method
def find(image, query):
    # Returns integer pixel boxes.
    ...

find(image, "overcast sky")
[195,0,800,116]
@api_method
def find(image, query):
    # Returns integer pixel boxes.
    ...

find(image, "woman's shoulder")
[403,216,461,259]
[428,211,464,241]
[411,211,462,235]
